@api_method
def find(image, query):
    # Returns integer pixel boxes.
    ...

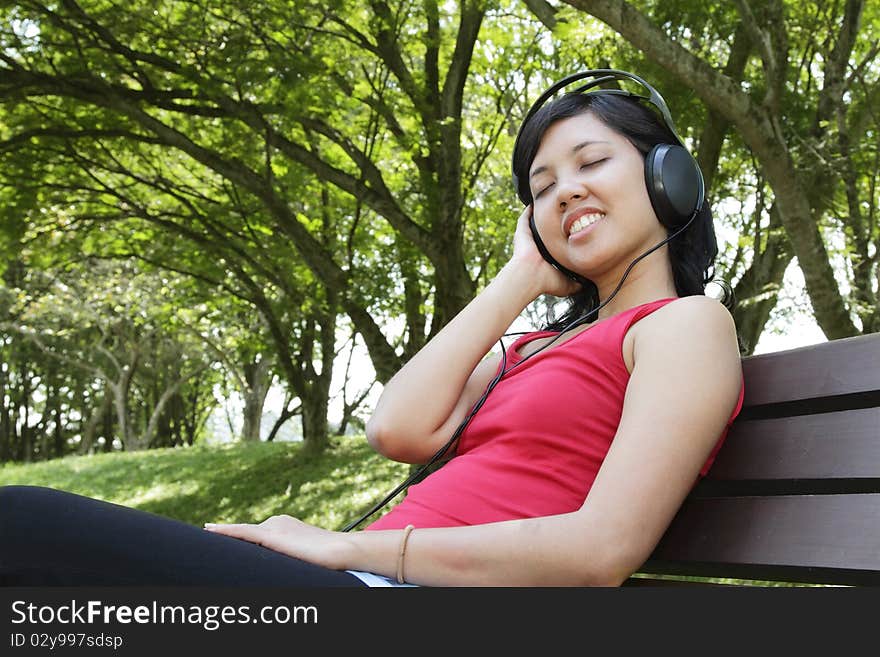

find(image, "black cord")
[339,211,697,532]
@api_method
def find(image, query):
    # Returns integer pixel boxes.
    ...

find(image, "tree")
[549,0,879,347]
[0,0,557,451]
[0,257,224,459]
[4,260,217,451]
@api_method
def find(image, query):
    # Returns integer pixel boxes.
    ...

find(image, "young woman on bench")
[0,69,744,587]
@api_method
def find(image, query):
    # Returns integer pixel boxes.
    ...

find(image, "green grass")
[626,572,830,587]
[0,437,410,530]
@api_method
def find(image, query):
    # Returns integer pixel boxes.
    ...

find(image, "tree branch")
[523,0,559,29]
[732,0,778,104]
[813,0,865,135]
[561,0,769,143]
[368,0,429,117]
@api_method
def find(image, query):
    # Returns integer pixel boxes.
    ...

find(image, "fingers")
[514,204,532,231]
[203,515,299,544]
[203,522,266,546]
[511,205,537,251]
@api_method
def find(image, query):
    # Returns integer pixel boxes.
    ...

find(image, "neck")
[592,247,678,321]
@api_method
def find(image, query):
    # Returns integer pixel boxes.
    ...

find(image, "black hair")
[512,92,733,331]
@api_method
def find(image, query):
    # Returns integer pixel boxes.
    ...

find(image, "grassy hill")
[0,437,410,530]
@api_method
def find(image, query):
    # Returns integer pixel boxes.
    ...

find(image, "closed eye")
[534,182,554,198]
[581,158,608,170]
[533,158,608,199]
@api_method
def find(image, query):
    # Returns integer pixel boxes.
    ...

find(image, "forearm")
[367,262,541,450]
[341,512,624,587]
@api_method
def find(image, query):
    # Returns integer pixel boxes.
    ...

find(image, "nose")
[556,176,587,210]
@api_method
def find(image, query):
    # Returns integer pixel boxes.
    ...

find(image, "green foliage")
[1,0,878,464]
[0,436,409,530]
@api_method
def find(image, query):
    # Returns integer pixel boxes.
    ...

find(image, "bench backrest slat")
[703,407,880,481]
[642,494,880,586]
[740,333,880,407]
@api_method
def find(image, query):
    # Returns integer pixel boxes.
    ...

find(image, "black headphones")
[512,69,705,286]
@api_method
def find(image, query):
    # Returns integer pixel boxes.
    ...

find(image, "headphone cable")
[339,209,697,532]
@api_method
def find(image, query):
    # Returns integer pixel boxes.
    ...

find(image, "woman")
[0,73,744,587]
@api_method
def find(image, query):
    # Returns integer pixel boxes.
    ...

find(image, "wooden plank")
[707,407,880,480]
[644,494,880,584]
[740,332,880,407]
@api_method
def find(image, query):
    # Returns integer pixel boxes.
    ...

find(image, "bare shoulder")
[639,296,739,363]
[624,296,739,373]
[652,295,735,331]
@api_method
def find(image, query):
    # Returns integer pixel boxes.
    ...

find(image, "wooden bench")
[628,331,880,587]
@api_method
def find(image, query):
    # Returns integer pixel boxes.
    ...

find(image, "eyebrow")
[529,140,610,179]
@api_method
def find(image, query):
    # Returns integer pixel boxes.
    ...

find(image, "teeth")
[569,213,605,235]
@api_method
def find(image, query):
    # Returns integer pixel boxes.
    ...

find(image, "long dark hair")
[512,92,732,331]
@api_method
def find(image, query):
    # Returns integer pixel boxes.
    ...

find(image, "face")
[527,112,667,282]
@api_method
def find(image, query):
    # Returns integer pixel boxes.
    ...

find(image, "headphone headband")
[511,69,689,203]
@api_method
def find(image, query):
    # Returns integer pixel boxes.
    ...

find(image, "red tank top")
[365,297,745,531]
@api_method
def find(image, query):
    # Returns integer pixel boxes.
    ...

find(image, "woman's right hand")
[366,206,579,463]
[508,205,582,298]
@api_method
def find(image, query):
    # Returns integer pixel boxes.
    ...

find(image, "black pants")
[0,486,365,586]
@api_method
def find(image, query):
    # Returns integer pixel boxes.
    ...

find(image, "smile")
[568,212,605,237]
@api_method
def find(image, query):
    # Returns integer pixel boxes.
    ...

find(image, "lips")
[563,206,606,237]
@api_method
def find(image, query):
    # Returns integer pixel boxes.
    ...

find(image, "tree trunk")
[299,298,338,454]
[0,352,9,462]
[20,362,31,462]
[81,388,112,455]
[51,380,64,459]
[241,357,272,442]
[732,225,793,354]
[101,399,114,453]
[300,392,329,455]
[110,348,140,450]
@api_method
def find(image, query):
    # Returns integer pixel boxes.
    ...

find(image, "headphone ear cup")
[644,144,704,228]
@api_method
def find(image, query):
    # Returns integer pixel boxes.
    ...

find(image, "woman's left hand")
[204,515,352,570]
